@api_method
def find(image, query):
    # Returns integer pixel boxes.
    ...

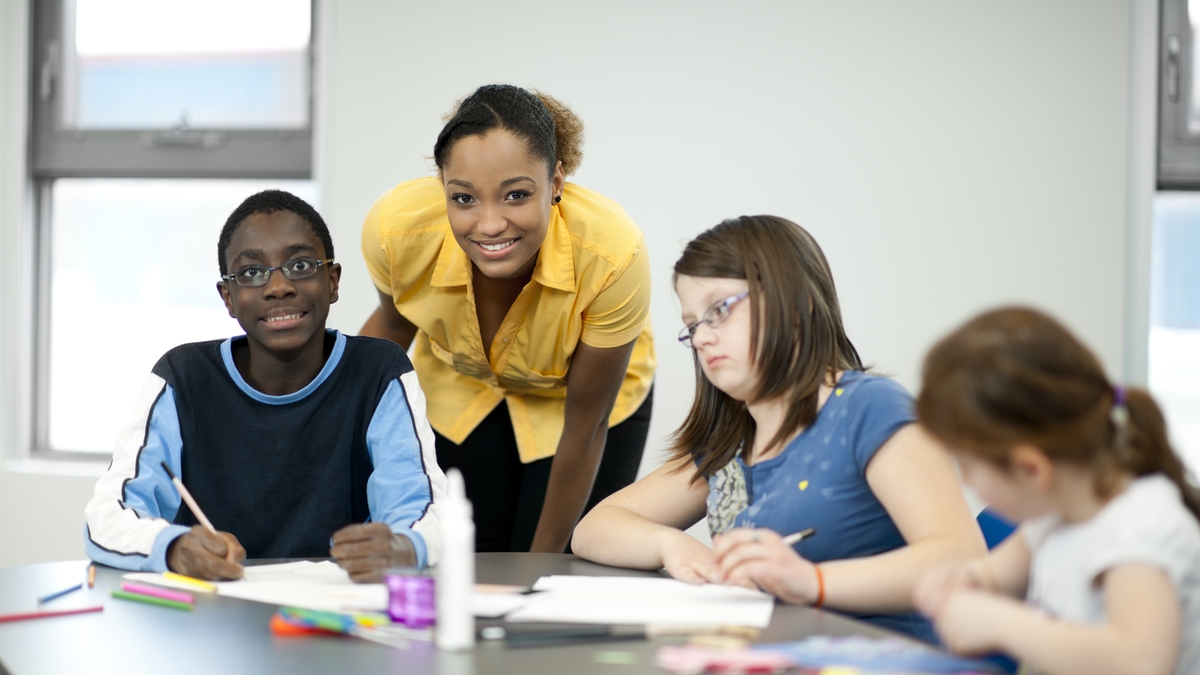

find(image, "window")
[1150,194,1200,470]
[27,0,315,458]
[31,0,312,178]
[1155,0,1200,471]
[1161,0,1200,187]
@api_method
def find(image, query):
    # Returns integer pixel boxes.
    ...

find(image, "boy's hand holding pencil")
[167,527,246,581]
[160,461,245,580]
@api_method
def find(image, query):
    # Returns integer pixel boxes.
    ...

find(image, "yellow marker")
[162,572,218,593]
[798,480,809,491]
[834,388,844,396]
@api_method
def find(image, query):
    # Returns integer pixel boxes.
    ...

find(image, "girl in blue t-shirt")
[572,215,986,640]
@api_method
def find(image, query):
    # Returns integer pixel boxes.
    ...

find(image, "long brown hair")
[917,307,1200,520]
[670,215,863,481]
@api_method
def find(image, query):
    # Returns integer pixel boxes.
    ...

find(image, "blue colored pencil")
[37,582,83,605]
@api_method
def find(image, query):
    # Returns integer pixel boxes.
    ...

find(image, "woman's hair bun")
[533,91,584,176]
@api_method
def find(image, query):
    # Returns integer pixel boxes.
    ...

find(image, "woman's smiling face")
[441,129,564,280]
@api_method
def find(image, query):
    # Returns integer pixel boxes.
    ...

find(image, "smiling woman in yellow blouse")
[360,84,655,553]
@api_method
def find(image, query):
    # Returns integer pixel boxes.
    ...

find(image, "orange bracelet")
[813,564,825,608]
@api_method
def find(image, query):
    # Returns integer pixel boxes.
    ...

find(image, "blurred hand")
[167,527,245,580]
[913,560,991,618]
[934,589,1018,655]
[712,528,819,604]
[661,531,720,585]
[331,523,416,583]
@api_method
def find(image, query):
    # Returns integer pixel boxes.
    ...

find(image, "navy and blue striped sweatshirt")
[84,330,447,571]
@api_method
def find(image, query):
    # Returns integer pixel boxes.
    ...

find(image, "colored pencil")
[87,563,96,589]
[160,462,218,535]
[120,582,194,604]
[112,589,193,611]
[37,582,82,605]
[0,606,103,623]
[781,527,817,546]
[161,572,217,593]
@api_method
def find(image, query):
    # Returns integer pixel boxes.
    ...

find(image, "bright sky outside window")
[46,179,318,452]
[1149,193,1200,473]
[74,0,310,56]
[63,0,311,129]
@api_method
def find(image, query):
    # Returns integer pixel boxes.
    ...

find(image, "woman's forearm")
[822,534,983,613]
[531,341,637,553]
[573,456,712,571]
[361,290,418,349]
[530,425,608,553]
[573,504,684,568]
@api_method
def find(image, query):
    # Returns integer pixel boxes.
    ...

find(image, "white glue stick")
[436,468,475,651]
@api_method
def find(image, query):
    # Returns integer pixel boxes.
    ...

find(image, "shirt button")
[501,338,510,343]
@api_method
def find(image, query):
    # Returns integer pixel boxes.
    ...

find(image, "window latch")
[141,115,227,149]
[39,41,58,102]
[1168,35,1182,103]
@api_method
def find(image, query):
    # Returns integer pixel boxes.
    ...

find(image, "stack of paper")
[125,561,387,613]
[505,576,774,627]
[123,566,775,628]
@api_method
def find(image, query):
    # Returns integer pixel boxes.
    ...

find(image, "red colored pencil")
[0,606,104,623]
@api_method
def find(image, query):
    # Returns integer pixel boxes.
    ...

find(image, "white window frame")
[29,0,313,180]
[1159,0,1200,188]
[23,0,314,462]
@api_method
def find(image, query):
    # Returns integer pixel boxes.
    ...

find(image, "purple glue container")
[384,568,436,628]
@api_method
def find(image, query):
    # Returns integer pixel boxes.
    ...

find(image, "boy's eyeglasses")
[678,291,750,348]
[221,258,334,288]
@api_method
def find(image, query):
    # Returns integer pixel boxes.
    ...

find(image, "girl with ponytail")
[914,307,1200,675]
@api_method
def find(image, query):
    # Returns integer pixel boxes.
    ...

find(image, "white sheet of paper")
[214,561,388,612]
[504,575,774,627]
[125,561,387,613]
[471,592,530,618]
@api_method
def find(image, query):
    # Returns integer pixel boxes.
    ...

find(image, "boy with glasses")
[84,190,447,582]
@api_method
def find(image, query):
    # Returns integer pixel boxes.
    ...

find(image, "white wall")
[318,0,1134,473]
[0,0,103,569]
[0,0,1146,567]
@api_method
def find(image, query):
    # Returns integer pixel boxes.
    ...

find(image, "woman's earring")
[554,195,562,204]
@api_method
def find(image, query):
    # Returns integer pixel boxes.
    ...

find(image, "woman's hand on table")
[712,528,819,604]
[331,523,416,583]
[167,526,246,580]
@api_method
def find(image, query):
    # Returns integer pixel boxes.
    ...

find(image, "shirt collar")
[531,207,575,292]
[429,205,576,293]
[431,225,472,287]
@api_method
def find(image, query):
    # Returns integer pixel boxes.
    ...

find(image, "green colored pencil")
[111,589,193,611]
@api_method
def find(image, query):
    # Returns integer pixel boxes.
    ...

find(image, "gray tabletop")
[0,554,896,675]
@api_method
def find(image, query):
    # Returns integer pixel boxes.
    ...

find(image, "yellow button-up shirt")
[362,177,655,463]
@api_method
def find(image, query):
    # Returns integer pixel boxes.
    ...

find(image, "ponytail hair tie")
[1111,384,1131,458]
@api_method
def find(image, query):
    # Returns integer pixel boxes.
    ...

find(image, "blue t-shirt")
[705,370,935,642]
